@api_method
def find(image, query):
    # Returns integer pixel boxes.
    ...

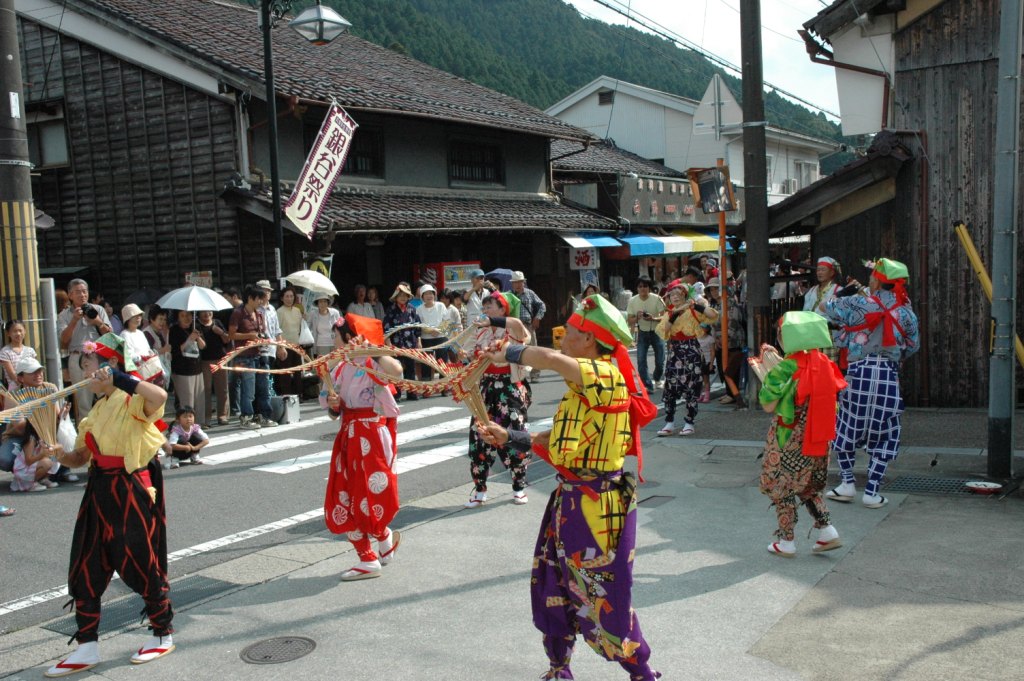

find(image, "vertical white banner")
[283,104,358,239]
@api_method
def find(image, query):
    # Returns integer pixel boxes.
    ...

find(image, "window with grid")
[342,127,384,177]
[448,140,504,185]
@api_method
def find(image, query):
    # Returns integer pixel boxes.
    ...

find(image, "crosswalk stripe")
[253,415,472,474]
[202,438,316,466]
[203,406,460,451]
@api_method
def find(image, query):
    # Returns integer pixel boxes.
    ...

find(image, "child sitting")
[161,406,209,468]
[10,421,61,492]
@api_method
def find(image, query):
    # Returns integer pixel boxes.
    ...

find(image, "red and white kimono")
[320,360,400,560]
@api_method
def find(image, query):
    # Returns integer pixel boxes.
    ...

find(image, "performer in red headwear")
[46,333,174,677]
[462,291,533,508]
[320,315,404,582]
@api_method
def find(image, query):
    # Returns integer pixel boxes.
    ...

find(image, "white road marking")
[253,416,472,474]
[0,412,553,617]
[200,407,460,466]
[202,438,316,466]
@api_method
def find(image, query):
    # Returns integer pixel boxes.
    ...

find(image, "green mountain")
[319,0,843,142]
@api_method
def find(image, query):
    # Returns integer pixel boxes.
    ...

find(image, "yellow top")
[75,390,166,472]
[655,305,712,340]
[548,357,631,471]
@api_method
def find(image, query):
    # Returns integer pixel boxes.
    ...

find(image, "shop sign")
[570,246,600,271]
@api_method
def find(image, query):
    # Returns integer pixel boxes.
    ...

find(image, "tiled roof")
[551,139,686,177]
[226,185,619,236]
[72,0,593,141]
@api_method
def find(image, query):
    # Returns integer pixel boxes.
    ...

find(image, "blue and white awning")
[619,232,694,256]
[559,232,623,249]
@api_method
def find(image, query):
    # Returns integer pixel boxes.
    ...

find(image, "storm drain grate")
[241,636,316,664]
[42,576,236,637]
[638,495,676,508]
[885,476,975,496]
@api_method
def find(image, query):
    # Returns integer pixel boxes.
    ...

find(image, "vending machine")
[413,261,481,292]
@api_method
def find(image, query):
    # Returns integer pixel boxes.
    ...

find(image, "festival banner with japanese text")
[284,104,358,239]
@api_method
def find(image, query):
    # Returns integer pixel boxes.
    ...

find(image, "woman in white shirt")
[414,284,449,380]
[276,286,305,396]
[346,284,376,318]
[306,294,341,358]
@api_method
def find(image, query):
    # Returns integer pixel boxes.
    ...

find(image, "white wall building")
[545,76,837,205]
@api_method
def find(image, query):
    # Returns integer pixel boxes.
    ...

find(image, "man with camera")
[57,278,112,421]
[626,275,667,392]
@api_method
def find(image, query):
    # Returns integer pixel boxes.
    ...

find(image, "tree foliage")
[319,0,842,142]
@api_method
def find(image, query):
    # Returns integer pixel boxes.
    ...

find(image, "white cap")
[255,279,273,291]
[15,356,43,374]
[418,284,436,297]
[510,271,526,282]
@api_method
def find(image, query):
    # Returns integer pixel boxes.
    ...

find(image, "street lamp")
[248,0,351,280]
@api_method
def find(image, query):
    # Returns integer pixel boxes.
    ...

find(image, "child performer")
[321,314,404,582]
[655,281,718,436]
[463,291,532,507]
[46,333,174,677]
[759,312,847,558]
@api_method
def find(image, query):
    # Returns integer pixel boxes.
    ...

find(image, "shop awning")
[558,232,623,249]
[671,229,721,252]
[619,229,724,256]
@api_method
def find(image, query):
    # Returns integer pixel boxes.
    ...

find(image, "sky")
[562,0,840,120]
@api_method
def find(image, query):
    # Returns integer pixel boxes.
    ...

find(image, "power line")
[571,2,842,143]
[587,0,840,119]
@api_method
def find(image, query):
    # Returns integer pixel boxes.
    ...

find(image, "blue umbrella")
[485,268,515,292]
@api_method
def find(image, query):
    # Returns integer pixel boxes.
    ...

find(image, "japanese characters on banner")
[284,104,359,239]
[570,246,600,271]
[579,269,599,292]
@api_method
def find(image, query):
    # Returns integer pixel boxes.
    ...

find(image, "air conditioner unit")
[782,178,799,194]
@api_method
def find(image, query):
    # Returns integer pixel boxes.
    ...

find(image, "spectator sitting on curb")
[161,406,209,468]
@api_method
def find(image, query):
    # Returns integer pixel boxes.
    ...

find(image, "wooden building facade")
[782,0,1024,407]
[19,19,274,298]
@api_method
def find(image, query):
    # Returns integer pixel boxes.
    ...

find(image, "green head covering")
[88,332,137,372]
[500,291,521,320]
[780,311,832,354]
[568,294,632,348]
[872,257,909,282]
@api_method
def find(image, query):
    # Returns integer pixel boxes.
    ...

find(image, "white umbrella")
[155,285,233,312]
[284,269,339,296]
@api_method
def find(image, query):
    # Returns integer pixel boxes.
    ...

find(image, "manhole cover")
[240,636,316,665]
[885,476,974,496]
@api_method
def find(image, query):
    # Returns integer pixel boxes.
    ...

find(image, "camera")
[81,304,99,320]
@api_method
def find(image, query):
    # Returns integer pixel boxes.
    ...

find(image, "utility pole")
[740,0,770,384]
[987,0,1023,478]
[0,0,41,344]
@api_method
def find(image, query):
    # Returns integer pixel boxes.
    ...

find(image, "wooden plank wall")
[892,0,1024,406]
[18,20,274,304]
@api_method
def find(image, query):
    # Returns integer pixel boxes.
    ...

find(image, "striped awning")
[558,232,623,248]
[619,229,722,256]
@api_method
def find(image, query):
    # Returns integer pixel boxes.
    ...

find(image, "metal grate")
[884,476,975,496]
[42,576,236,637]
[638,495,675,508]
[241,636,316,664]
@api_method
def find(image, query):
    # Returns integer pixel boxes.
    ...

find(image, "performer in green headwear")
[759,312,847,558]
[477,294,660,680]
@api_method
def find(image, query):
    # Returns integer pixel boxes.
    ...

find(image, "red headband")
[487,293,510,316]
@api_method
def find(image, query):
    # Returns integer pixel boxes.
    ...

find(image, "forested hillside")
[314,0,841,142]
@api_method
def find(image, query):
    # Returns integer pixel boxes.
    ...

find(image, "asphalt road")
[0,375,570,636]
